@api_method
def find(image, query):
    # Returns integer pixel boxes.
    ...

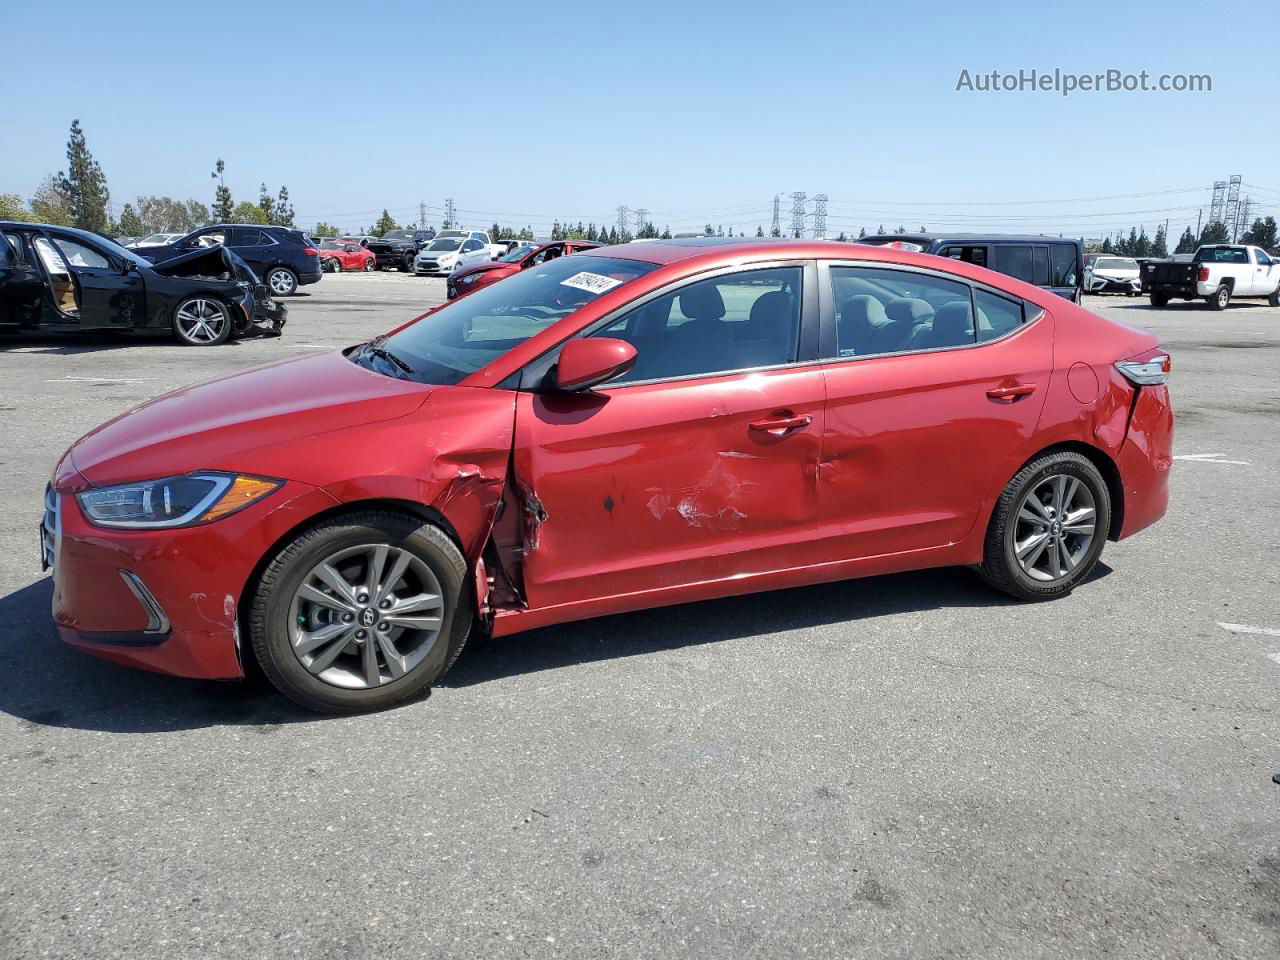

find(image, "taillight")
[303,247,318,257]
[1197,265,1209,282]
[1115,347,1171,386]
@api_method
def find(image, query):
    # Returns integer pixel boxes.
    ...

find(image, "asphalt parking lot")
[1,276,1277,959]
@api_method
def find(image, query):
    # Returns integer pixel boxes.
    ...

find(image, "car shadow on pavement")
[0,564,1111,731]
[442,563,1112,688]
[0,578,321,733]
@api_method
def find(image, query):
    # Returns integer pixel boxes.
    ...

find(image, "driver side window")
[594,266,802,384]
[51,238,110,270]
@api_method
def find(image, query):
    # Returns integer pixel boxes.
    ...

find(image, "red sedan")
[316,238,375,273]
[43,239,1172,713]
[447,239,601,299]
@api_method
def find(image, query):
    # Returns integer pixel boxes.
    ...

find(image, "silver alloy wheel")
[364,257,375,271]
[288,543,445,690]
[1217,286,1230,308]
[268,268,296,295]
[1012,473,1097,582]
[174,298,228,344]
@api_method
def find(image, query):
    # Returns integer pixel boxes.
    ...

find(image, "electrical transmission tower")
[1208,181,1227,227]
[789,192,807,238]
[1235,196,1253,241]
[616,205,630,239]
[419,201,427,230]
[811,194,828,239]
[633,208,649,235]
[444,197,456,228]
[770,194,781,237]
[1224,175,1242,241]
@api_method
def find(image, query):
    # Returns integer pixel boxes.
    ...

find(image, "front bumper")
[414,260,456,275]
[45,474,339,679]
[1087,277,1142,294]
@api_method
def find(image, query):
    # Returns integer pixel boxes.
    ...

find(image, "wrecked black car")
[0,222,286,346]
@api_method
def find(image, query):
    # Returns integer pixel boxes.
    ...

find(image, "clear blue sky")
[4,0,1274,239]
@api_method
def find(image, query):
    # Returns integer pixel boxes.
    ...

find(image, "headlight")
[459,274,477,284]
[76,472,281,529]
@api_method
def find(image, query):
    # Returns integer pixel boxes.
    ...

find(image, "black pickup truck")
[365,229,436,272]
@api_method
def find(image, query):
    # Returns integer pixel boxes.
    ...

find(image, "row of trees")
[0,120,296,237]
[1098,217,1280,258]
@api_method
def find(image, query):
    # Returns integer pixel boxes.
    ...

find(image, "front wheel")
[172,297,232,346]
[1149,292,1169,307]
[327,257,342,273]
[266,266,299,297]
[247,511,472,713]
[364,256,375,272]
[1207,284,1230,310]
[978,451,1111,601]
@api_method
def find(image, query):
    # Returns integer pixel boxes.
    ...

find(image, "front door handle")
[987,383,1037,402]
[749,413,813,436]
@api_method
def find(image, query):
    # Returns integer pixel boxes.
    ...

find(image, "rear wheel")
[248,511,472,714]
[978,451,1110,601]
[266,266,299,297]
[364,256,375,272]
[1149,292,1169,307]
[172,297,232,346]
[1269,285,1280,307]
[1207,284,1230,310]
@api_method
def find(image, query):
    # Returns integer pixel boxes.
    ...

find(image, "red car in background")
[447,239,601,299]
[42,239,1172,713]
[316,238,375,273]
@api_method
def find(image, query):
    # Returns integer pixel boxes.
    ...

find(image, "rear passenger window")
[1032,247,1049,285]
[830,266,974,356]
[596,266,801,383]
[229,228,265,245]
[991,245,1036,284]
[974,289,1025,342]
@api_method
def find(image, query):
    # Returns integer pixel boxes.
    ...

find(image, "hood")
[69,350,433,487]
[147,245,256,284]
[455,262,510,279]
[1094,268,1140,279]
[418,248,461,259]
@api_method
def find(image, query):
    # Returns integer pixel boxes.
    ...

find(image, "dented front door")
[512,367,826,610]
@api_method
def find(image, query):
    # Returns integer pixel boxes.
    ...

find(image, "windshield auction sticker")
[560,272,624,295]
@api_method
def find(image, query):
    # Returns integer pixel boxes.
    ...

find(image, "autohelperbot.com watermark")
[955,68,1211,96]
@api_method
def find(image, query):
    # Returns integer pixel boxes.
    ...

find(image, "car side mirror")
[556,338,637,392]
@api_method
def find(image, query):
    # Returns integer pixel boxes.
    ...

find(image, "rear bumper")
[48,478,340,679]
[1114,384,1173,539]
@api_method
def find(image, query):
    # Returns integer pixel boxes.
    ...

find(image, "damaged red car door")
[511,264,825,610]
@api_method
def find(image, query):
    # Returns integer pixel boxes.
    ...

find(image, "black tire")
[399,253,414,272]
[326,257,342,273]
[171,296,233,346]
[363,256,375,272]
[1269,285,1280,307]
[266,266,299,297]
[977,451,1111,601]
[248,511,472,714]
[1207,284,1230,310]
[1149,292,1169,307]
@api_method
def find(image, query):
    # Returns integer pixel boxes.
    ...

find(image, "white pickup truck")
[1143,244,1280,310]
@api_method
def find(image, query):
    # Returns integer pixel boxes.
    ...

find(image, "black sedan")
[0,223,285,346]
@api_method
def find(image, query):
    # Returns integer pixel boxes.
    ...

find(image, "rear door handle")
[749,413,813,436]
[987,383,1037,402]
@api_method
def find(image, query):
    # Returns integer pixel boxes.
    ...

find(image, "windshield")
[1095,258,1136,270]
[426,237,463,252]
[382,230,412,240]
[318,239,342,250]
[370,255,659,384]
[499,245,534,263]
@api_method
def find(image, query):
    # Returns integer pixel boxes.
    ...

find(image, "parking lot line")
[1217,622,1280,638]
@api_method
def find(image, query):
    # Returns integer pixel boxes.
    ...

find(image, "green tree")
[661,225,671,240]
[312,222,340,237]
[518,225,535,241]
[117,202,144,236]
[607,226,619,244]
[1173,226,1196,254]
[1240,216,1278,250]
[1101,236,1113,254]
[257,183,276,224]
[637,220,659,239]
[756,225,764,237]
[185,199,211,228]
[490,222,502,242]
[274,185,294,227]
[211,159,233,222]
[57,120,110,232]
[0,194,33,221]
[836,231,848,242]
[1199,221,1229,245]
[373,209,399,235]
[1151,224,1168,258]
[30,175,74,225]
[858,227,866,239]
[703,223,714,236]
[232,200,269,224]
